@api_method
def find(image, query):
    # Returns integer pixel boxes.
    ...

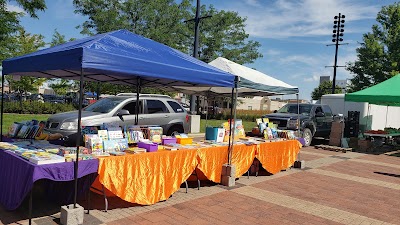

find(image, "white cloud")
[278,54,321,66]
[225,0,381,38]
[6,4,25,14]
[244,0,261,7]
[304,74,320,82]
[266,49,282,56]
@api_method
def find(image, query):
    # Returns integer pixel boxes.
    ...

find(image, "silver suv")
[45,94,189,142]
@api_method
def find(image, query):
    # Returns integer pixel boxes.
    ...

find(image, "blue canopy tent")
[1,29,237,219]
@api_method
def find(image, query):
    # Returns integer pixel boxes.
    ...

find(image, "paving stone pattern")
[1,146,400,225]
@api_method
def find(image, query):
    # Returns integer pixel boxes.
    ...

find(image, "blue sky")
[8,0,398,100]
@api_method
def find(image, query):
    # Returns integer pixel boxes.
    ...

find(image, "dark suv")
[263,103,334,146]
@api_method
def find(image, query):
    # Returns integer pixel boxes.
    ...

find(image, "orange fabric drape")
[97,149,197,205]
[256,140,302,174]
[196,144,256,183]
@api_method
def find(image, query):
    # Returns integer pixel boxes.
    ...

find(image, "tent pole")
[1,73,4,141]
[296,93,301,160]
[74,68,84,208]
[296,93,300,137]
[135,77,141,125]
[205,89,211,128]
[366,104,370,131]
[228,77,239,165]
[341,94,346,142]
[385,105,388,128]
[96,82,100,100]
[227,90,234,165]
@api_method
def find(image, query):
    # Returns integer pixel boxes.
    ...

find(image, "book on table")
[29,153,65,165]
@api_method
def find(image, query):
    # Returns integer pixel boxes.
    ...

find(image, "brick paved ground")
[1,146,400,225]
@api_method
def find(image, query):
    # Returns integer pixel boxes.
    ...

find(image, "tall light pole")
[329,13,346,94]
[186,0,211,113]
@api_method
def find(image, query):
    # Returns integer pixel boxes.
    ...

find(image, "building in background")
[319,76,330,84]
[319,75,349,93]
[336,79,350,92]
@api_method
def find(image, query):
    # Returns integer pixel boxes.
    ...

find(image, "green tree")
[73,0,262,64]
[347,2,400,92]
[49,29,76,47]
[47,29,77,95]
[5,28,47,94]
[0,0,46,62]
[49,79,70,95]
[311,81,342,100]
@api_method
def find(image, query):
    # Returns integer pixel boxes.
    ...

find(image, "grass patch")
[1,113,50,134]
[1,116,257,136]
[200,119,255,133]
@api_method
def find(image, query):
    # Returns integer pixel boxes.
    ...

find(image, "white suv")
[45,94,190,145]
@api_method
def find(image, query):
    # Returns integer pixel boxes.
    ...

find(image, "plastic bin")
[205,127,219,141]
[162,137,176,145]
[138,142,158,152]
[177,137,193,145]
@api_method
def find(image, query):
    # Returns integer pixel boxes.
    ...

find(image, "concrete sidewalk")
[1,146,400,225]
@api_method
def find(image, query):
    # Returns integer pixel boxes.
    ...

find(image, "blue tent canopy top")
[2,29,235,88]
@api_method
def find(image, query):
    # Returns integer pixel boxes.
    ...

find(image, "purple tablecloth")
[0,150,99,210]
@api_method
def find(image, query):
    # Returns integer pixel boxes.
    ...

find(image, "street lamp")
[331,13,345,94]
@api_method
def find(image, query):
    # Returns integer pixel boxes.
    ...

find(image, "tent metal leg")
[135,77,141,125]
[86,188,91,214]
[29,189,32,225]
[1,73,4,141]
[227,87,234,164]
[74,68,84,208]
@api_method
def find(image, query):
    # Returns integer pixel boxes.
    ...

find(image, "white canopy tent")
[173,57,298,97]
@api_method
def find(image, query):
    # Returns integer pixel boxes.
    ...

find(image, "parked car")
[180,103,190,112]
[263,103,334,146]
[45,94,190,146]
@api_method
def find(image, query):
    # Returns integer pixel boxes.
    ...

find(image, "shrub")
[1,101,75,114]
[201,109,272,121]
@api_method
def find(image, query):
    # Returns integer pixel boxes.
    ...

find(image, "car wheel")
[302,128,313,147]
[167,125,184,136]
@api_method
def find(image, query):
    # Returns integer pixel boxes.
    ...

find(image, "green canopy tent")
[345,74,400,106]
[345,73,400,128]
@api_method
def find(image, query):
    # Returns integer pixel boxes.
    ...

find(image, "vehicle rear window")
[122,101,143,114]
[322,105,332,116]
[146,100,168,114]
[84,97,124,113]
[167,101,185,113]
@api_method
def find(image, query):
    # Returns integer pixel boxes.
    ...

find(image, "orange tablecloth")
[97,149,197,205]
[256,140,302,174]
[196,144,256,183]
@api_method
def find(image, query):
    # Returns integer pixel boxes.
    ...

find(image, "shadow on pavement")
[374,171,400,178]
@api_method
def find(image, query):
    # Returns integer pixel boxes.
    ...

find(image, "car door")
[112,100,143,127]
[322,105,334,136]
[141,99,170,132]
[314,106,325,136]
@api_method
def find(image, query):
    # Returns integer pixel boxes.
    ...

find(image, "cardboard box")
[358,140,372,152]
[331,122,345,131]
[330,131,342,139]
[329,138,341,147]
[348,137,358,148]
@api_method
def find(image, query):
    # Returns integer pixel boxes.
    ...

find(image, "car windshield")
[84,97,124,113]
[277,104,312,115]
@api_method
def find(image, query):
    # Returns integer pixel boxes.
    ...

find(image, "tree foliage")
[47,29,78,95]
[0,0,46,62]
[347,2,400,92]
[311,81,342,100]
[5,28,46,93]
[49,79,70,95]
[72,0,262,64]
